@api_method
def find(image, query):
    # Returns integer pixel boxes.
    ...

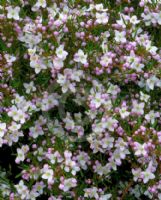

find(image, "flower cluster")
[0,0,160,199]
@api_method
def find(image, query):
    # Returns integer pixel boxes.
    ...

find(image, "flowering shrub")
[0,0,161,199]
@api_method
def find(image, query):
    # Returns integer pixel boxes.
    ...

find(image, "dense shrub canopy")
[0,0,161,199]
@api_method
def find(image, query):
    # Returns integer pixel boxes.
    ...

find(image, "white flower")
[4,54,16,63]
[146,44,158,55]
[92,122,104,133]
[19,33,42,47]
[108,158,117,171]
[131,62,144,72]
[15,180,29,199]
[0,122,6,137]
[91,93,104,108]
[57,74,69,93]
[34,182,45,195]
[132,168,141,181]
[141,169,155,183]
[6,6,20,20]
[95,4,108,11]
[22,145,29,154]
[130,15,140,25]
[134,143,147,156]
[132,101,145,115]
[94,162,106,176]
[64,159,80,175]
[57,74,76,93]
[63,113,75,130]
[36,0,46,8]
[29,125,44,138]
[144,190,153,199]
[141,13,153,26]
[116,14,128,28]
[30,58,47,74]
[107,84,120,95]
[47,4,59,17]
[60,178,77,192]
[10,131,23,143]
[156,79,161,88]
[100,54,112,67]
[145,110,160,124]
[105,117,118,132]
[76,152,89,170]
[138,78,146,88]
[84,187,99,199]
[12,94,25,105]
[115,138,128,151]
[42,168,54,183]
[114,30,126,43]
[8,106,26,124]
[158,193,161,200]
[96,12,109,24]
[146,76,159,90]
[155,12,161,25]
[16,148,25,163]
[28,190,39,200]
[100,194,112,200]
[39,93,59,111]
[24,81,36,94]
[53,57,64,70]
[119,107,130,119]
[56,45,68,61]
[101,41,108,53]
[104,100,112,111]
[140,91,150,102]
[74,49,87,64]
[114,152,122,164]
[102,136,114,149]
[28,47,36,55]
[8,121,21,132]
